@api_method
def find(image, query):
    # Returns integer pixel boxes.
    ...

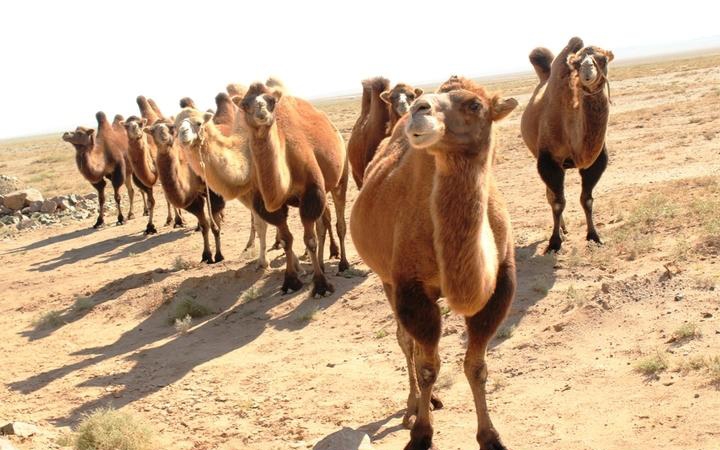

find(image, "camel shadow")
[28,229,187,272]
[8,257,366,428]
[491,239,557,348]
[2,227,97,255]
[356,410,406,442]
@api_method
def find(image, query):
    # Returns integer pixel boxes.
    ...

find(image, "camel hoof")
[430,394,444,410]
[201,251,214,264]
[255,260,268,271]
[271,240,284,251]
[128,212,135,220]
[195,225,201,232]
[337,259,350,274]
[93,219,104,229]
[214,253,225,263]
[164,218,173,226]
[403,435,436,450]
[478,431,508,450]
[587,231,603,244]
[116,215,125,226]
[145,223,158,235]
[545,235,562,253]
[402,413,416,430]
[174,217,186,228]
[311,276,335,297]
[142,209,148,217]
[281,273,304,293]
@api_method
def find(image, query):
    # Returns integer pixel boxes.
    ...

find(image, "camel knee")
[464,358,488,384]
[396,281,441,348]
[418,365,438,389]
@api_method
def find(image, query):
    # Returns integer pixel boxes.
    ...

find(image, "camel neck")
[156,143,191,207]
[249,123,291,210]
[76,144,105,182]
[430,150,498,316]
[128,136,157,185]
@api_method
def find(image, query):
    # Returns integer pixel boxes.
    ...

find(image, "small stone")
[674,293,684,302]
[1,422,39,437]
[84,192,98,200]
[314,428,374,450]
[601,283,610,294]
[694,393,700,398]
[16,218,35,230]
[552,323,565,332]
[27,201,43,213]
[702,312,712,318]
[40,199,57,214]
[0,205,11,216]
[21,207,31,215]
[68,194,79,205]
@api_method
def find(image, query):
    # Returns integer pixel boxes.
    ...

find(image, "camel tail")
[529,47,553,82]
[179,97,196,109]
[360,77,390,117]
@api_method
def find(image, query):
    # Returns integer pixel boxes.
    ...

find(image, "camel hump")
[529,47,553,82]
[180,97,196,109]
[215,92,231,103]
[136,95,148,106]
[266,77,286,95]
[95,111,108,125]
[360,77,390,116]
[226,83,247,98]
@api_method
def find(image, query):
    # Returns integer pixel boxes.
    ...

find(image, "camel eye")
[469,101,481,112]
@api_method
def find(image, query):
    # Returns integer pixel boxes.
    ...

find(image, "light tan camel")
[62,112,139,228]
[347,77,423,187]
[145,121,225,263]
[521,37,614,252]
[351,77,517,450]
[174,99,269,269]
[237,81,349,296]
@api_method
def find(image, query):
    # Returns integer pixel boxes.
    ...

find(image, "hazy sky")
[1,0,718,139]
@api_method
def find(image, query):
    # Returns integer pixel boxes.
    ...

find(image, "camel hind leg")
[185,197,214,264]
[300,184,334,297]
[111,168,126,225]
[208,190,226,263]
[463,257,515,450]
[322,207,340,259]
[537,150,566,252]
[579,145,608,244]
[331,161,350,273]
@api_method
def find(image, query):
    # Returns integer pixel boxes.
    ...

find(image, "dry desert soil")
[1,53,719,450]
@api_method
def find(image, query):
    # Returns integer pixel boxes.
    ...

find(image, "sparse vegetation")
[167,298,212,324]
[672,322,700,341]
[440,305,451,317]
[172,255,195,271]
[298,307,320,323]
[72,296,94,313]
[375,329,388,339]
[33,310,64,329]
[496,324,516,340]
[242,286,263,303]
[174,314,193,334]
[565,285,585,308]
[338,267,369,278]
[635,352,668,376]
[73,407,153,450]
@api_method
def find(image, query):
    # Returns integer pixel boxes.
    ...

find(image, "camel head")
[62,127,95,149]
[123,116,148,140]
[405,90,517,154]
[380,83,424,116]
[236,82,282,129]
[567,46,614,90]
[175,108,213,147]
[144,122,175,149]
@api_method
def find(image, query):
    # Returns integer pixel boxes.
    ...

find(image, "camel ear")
[203,112,214,124]
[379,90,392,105]
[566,53,581,70]
[141,118,148,127]
[414,88,424,97]
[143,126,152,135]
[62,132,71,142]
[86,128,96,136]
[605,50,614,62]
[231,96,242,107]
[167,124,176,134]
[270,88,283,102]
[492,97,518,121]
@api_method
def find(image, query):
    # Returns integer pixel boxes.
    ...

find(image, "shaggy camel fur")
[238,81,349,296]
[124,97,184,233]
[174,97,269,269]
[62,112,139,228]
[351,77,517,450]
[145,121,225,263]
[521,37,614,252]
[347,77,423,187]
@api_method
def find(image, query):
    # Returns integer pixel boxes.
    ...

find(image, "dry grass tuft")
[634,352,668,376]
[73,407,153,450]
[168,298,212,325]
[33,310,64,329]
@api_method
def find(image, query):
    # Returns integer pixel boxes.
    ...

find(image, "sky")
[1,0,718,139]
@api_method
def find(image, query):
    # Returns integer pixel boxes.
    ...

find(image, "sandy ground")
[1,53,719,450]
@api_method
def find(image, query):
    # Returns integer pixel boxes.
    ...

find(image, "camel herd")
[62,37,612,450]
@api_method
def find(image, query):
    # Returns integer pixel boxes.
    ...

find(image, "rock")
[0,216,19,226]
[313,428,374,450]
[28,200,43,213]
[56,197,72,211]
[68,194,79,205]
[0,205,11,216]
[21,207,31,215]
[674,293,684,302]
[601,282,611,294]
[84,192,98,200]
[0,175,23,195]
[40,199,57,214]
[16,218,36,230]
[2,189,44,211]
[0,437,20,450]
[1,421,39,437]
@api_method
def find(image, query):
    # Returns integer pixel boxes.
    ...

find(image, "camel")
[145,121,225,263]
[347,77,423,187]
[124,97,185,234]
[237,81,349,296]
[351,77,518,450]
[521,36,614,252]
[62,111,139,228]
[174,96,269,269]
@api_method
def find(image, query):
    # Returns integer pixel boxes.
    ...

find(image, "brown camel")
[347,77,423,187]
[145,121,225,263]
[351,77,518,450]
[124,97,185,233]
[174,97,269,269]
[237,81,349,295]
[62,111,139,228]
[521,36,614,252]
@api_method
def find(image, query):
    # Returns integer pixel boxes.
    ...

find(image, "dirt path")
[1,54,719,450]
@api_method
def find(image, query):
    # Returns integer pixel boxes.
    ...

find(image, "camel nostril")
[414,103,431,114]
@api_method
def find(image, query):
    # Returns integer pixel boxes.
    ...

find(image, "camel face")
[124,118,147,140]
[242,94,277,127]
[568,46,614,90]
[381,84,424,117]
[146,123,174,147]
[405,94,446,149]
[62,127,95,148]
[176,110,213,146]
